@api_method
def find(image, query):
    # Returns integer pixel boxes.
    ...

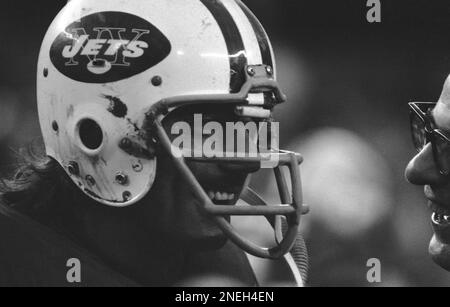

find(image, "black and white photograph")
[0,0,449,293]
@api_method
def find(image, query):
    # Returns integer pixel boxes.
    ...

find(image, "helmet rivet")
[247,67,256,76]
[67,161,80,176]
[85,175,96,186]
[132,160,143,173]
[266,66,273,75]
[52,121,59,132]
[123,191,132,202]
[151,76,163,87]
[115,172,129,185]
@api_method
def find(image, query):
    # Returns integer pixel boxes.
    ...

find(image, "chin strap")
[281,218,309,286]
[241,188,309,287]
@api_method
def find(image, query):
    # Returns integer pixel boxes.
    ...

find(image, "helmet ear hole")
[78,118,104,151]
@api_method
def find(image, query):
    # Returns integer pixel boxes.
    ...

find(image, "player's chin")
[184,216,230,251]
[185,223,228,251]
[179,199,233,251]
[189,233,229,251]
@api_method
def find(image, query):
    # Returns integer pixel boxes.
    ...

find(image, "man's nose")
[405,143,444,185]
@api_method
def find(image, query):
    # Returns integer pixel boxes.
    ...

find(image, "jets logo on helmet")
[49,12,171,83]
[61,27,151,74]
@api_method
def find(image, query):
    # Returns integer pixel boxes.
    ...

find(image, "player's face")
[144,105,260,250]
[405,76,450,270]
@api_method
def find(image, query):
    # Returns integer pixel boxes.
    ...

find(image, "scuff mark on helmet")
[119,137,156,160]
[103,95,128,118]
[126,118,141,133]
[86,154,100,166]
[67,105,74,118]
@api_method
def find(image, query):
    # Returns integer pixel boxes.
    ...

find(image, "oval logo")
[50,12,172,83]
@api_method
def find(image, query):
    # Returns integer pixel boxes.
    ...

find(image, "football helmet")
[37,0,306,259]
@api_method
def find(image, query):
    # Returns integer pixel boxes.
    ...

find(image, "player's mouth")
[198,174,248,206]
[207,190,237,205]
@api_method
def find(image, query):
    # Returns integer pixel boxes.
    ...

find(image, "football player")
[0,0,307,286]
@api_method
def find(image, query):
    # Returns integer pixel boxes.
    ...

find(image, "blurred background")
[1,0,450,286]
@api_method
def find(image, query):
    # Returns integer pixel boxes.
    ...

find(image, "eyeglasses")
[409,102,450,176]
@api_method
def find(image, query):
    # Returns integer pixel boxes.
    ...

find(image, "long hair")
[0,143,86,232]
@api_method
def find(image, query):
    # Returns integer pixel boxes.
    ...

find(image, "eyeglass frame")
[409,101,450,176]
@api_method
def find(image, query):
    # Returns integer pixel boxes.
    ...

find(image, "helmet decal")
[49,12,172,83]
[200,0,247,93]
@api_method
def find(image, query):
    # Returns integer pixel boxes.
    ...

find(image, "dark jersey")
[0,202,258,286]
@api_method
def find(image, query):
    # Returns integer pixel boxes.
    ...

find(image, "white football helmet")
[37,0,306,259]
